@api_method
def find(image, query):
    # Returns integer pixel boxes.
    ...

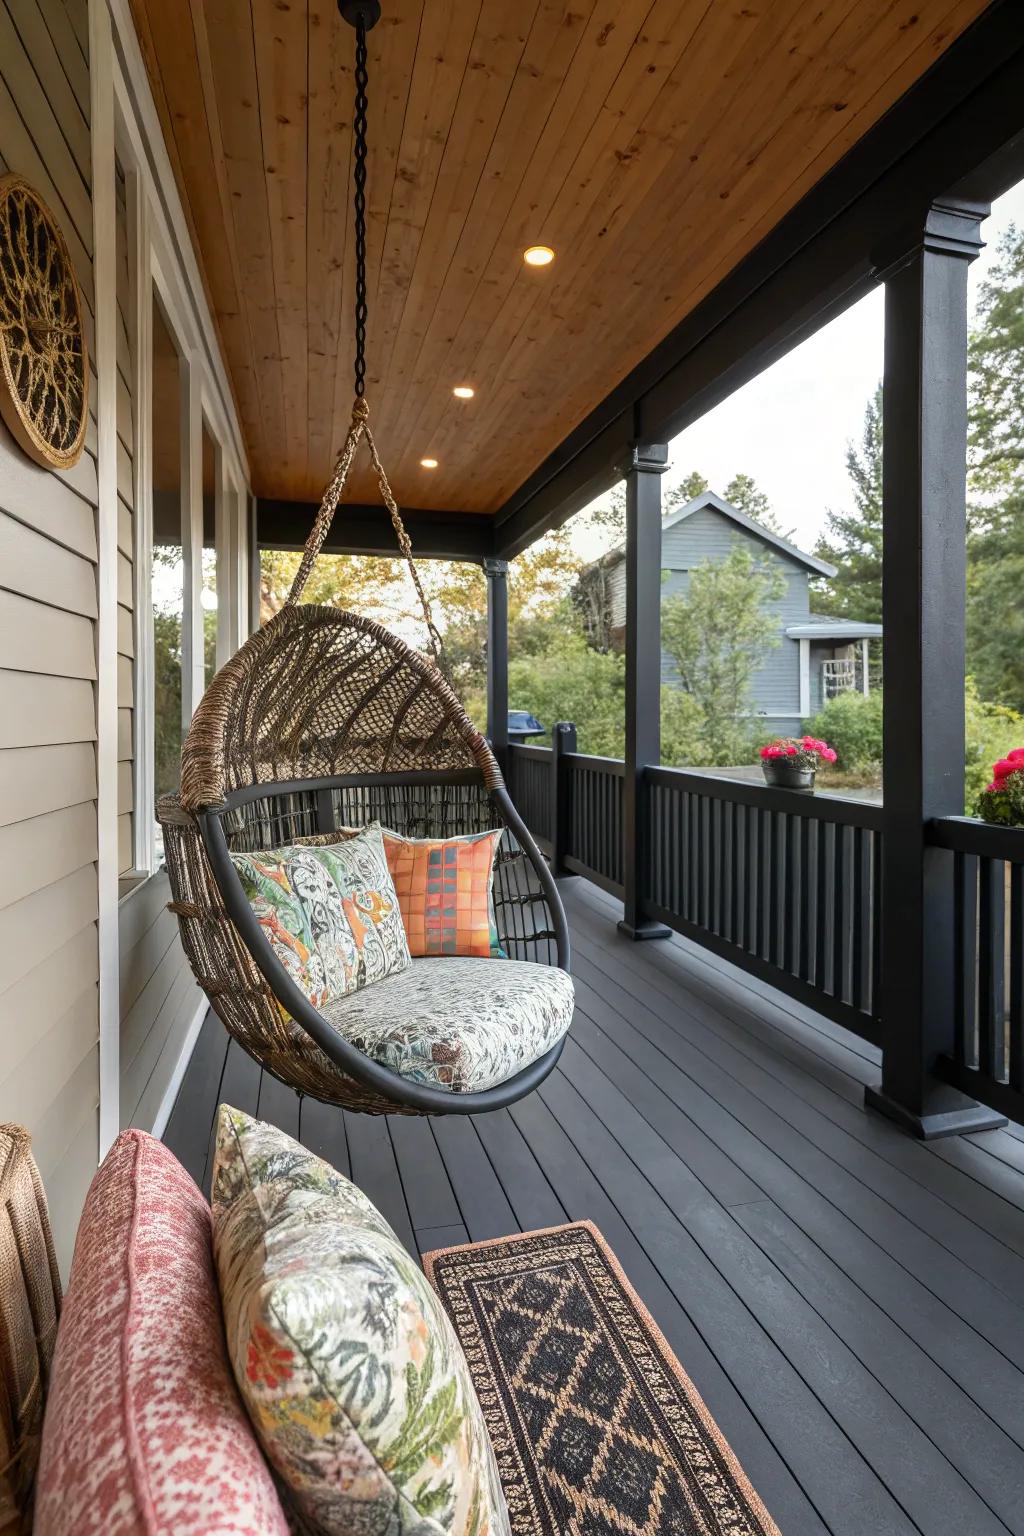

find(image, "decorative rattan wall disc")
[0,174,88,470]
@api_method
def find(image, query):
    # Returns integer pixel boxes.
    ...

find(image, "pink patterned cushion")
[35,1130,289,1536]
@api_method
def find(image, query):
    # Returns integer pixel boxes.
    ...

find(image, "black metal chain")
[352,18,369,402]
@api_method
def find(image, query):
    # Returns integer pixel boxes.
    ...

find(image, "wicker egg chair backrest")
[177,601,499,815]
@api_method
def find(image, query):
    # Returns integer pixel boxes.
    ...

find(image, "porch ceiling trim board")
[495,0,1024,558]
[256,498,495,561]
[127,0,995,514]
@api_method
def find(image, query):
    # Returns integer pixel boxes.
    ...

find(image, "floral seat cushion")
[320,956,574,1093]
[212,1106,510,1536]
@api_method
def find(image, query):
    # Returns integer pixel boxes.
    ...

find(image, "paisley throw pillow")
[211,1106,510,1536]
[230,824,409,1008]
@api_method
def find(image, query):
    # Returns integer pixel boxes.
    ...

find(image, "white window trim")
[91,0,120,1159]
[91,0,253,1146]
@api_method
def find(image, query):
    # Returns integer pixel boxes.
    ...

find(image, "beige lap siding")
[0,0,99,1278]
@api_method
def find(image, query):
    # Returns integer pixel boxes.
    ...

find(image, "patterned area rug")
[423,1221,781,1536]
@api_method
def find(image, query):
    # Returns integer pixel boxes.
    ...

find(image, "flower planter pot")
[762,760,815,791]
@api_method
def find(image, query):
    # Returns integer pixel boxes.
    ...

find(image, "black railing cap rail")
[646,765,885,830]
[928,814,1024,861]
[563,752,625,776]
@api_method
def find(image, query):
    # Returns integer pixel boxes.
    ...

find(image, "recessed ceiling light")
[523,245,555,267]
[452,385,475,399]
[420,457,438,469]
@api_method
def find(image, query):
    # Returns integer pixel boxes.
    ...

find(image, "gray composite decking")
[163,876,1024,1536]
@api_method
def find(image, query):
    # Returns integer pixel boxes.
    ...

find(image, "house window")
[151,296,184,835]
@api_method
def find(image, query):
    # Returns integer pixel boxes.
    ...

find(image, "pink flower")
[993,759,1018,781]
[786,745,798,756]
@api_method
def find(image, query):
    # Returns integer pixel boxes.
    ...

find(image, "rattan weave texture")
[0,1126,61,1536]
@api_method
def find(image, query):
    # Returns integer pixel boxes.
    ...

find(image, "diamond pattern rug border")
[423,1221,782,1536]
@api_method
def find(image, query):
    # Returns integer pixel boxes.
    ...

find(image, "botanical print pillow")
[230,824,409,1008]
[211,1106,510,1536]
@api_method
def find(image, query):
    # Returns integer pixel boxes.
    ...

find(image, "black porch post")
[866,195,1004,1138]
[484,557,509,765]
[619,440,671,940]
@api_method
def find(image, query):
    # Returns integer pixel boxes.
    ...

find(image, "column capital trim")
[874,194,990,278]
[624,441,669,476]
[482,557,509,577]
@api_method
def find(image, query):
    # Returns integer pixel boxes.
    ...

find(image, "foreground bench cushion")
[211,1104,509,1536]
[35,1130,289,1536]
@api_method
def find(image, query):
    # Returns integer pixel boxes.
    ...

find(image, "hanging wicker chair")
[158,406,571,1116]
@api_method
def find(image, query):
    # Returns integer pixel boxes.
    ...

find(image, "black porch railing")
[509,737,1024,1124]
[644,769,883,1046]
[508,741,883,1046]
[928,816,1024,1124]
[505,744,552,852]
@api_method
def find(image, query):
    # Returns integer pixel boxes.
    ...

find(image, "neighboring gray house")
[578,490,882,736]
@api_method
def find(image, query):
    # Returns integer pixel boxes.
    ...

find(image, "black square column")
[619,441,671,941]
[866,197,1005,1138]
[484,557,509,767]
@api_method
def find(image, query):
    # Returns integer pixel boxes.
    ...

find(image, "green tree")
[505,634,625,758]
[430,526,589,723]
[153,607,183,800]
[966,224,1024,710]
[259,548,409,626]
[664,471,710,511]
[812,384,883,622]
[588,483,626,540]
[968,223,1024,496]
[661,546,785,762]
[720,472,773,529]
[589,469,711,545]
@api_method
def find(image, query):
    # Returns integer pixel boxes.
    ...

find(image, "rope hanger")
[285,0,448,677]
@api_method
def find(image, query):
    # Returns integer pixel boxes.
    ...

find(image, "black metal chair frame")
[199,767,571,1115]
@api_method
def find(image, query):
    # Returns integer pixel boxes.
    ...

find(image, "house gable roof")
[660,490,837,577]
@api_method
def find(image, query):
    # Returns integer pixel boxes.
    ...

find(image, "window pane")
[151,299,183,846]
[202,423,217,687]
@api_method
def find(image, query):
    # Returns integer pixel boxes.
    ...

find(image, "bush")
[660,689,717,767]
[804,681,1024,811]
[802,690,882,772]
[506,638,626,758]
[964,679,1024,808]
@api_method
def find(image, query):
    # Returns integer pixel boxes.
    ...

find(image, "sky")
[570,179,1024,559]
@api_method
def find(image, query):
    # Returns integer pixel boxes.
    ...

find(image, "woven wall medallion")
[0,174,88,470]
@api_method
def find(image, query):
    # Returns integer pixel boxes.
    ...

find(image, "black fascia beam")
[256,499,495,563]
[493,0,1024,560]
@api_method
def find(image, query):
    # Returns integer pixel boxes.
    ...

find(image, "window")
[202,421,218,687]
[150,297,184,856]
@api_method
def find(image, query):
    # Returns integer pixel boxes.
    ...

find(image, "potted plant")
[976,748,1024,826]
[759,735,837,791]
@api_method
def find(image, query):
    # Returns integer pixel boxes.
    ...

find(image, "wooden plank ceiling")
[129,0,990,513]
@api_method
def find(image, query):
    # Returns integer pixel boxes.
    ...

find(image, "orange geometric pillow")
[381,829,503,958]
